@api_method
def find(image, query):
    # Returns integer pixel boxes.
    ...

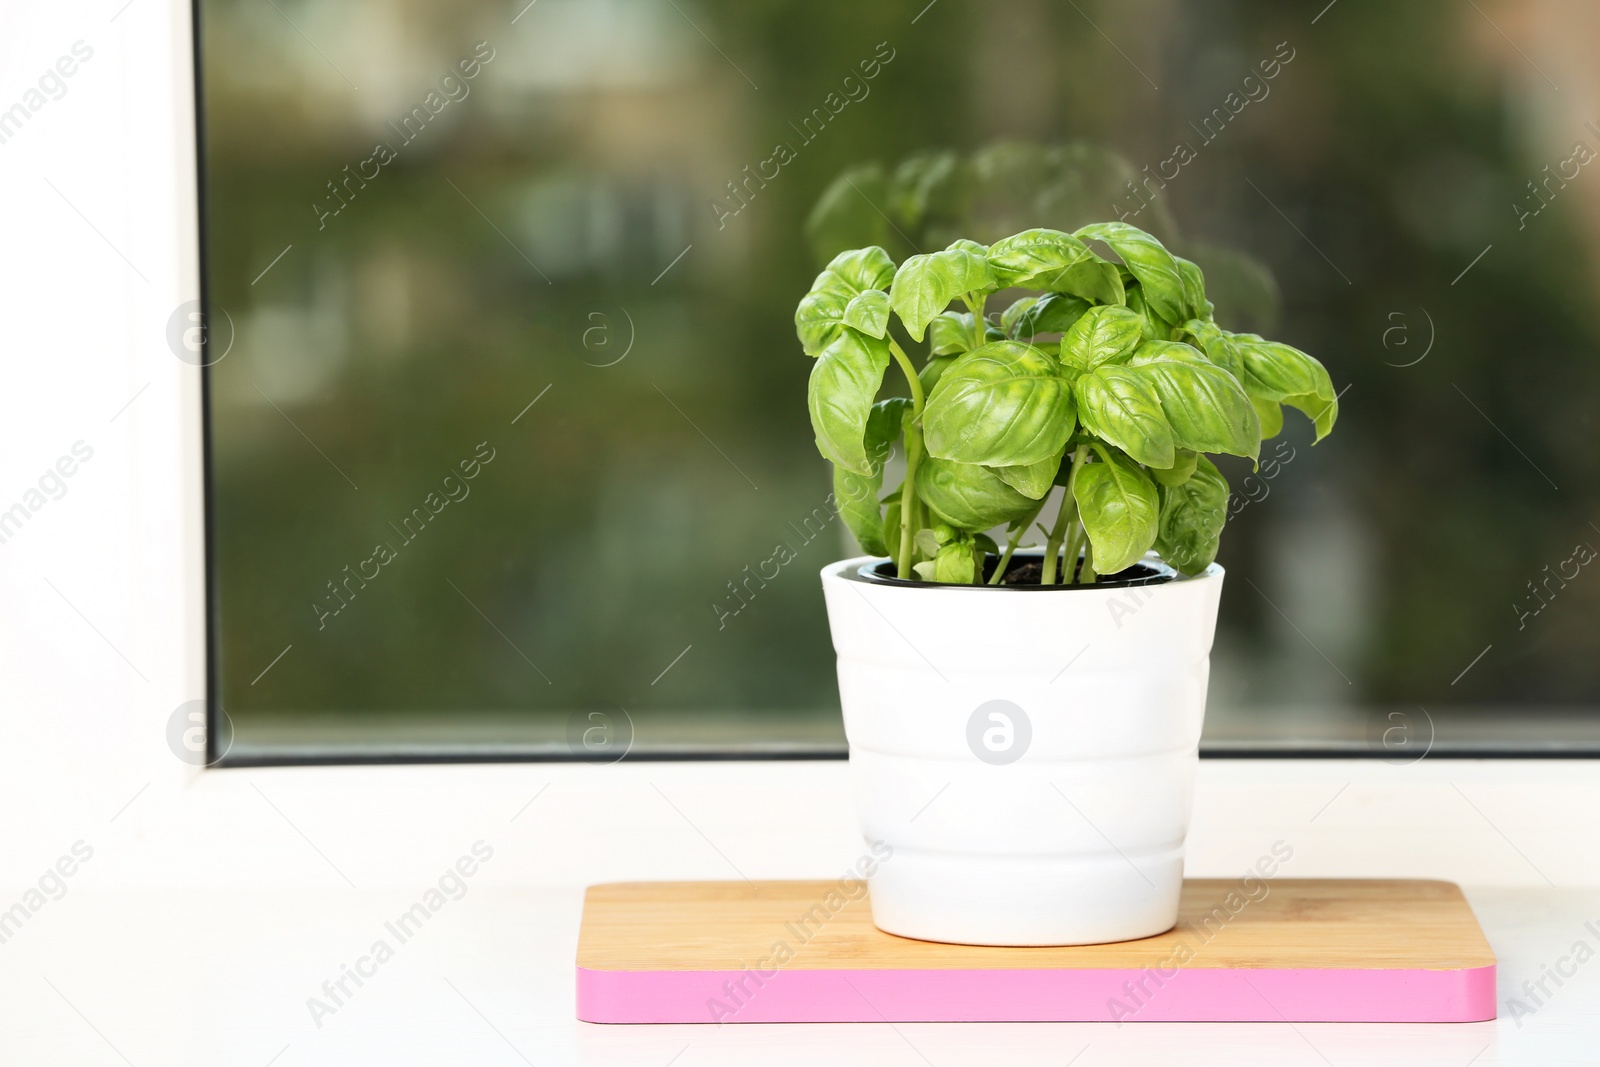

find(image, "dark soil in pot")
[859,552,1177,589]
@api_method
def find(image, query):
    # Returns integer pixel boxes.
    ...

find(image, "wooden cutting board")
[576,879,1496,1023]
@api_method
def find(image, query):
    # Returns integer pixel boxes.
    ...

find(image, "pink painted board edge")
[576,963,1497,1024]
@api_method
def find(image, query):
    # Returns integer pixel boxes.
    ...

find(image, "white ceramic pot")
[820,552,1224,946]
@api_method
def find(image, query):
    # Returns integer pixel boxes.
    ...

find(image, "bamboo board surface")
[576,879,1496,1023]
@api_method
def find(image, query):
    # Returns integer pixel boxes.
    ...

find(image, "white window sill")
[5,758,1597,1064]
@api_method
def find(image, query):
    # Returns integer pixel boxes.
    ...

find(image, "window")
[198,0,1600,762]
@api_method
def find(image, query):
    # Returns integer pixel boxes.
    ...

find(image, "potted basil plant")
[799,222,1337,946]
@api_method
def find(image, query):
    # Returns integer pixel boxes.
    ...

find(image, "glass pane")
[199,0,1600,760]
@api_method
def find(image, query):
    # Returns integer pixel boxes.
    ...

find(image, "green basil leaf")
[1232,333,1338,441]
[1155,455,1229,576]
[838,400,905,555]
[796,246,895,355]
[794,287,850,357]
[991,450,1064,499]
[1073,447,1160,575]
[927,311,976,355]
[812,245,896,297]
[889,248,996,341]
[946,238,990,256]
[881,496,902,556]
[864,397,909,469]
[1015,292,1092,340]
[922,340,1076,467]
[1061,304,1145,372]
[933,538,978,583]
[1179,318,1244,380]
[1127,340,1260,460]
[807,327,891,474]
[1151,448,1198,488]
[1075,364,1176,468]
[835,464,887,556]
[985,228,1093,289]
[1174,256,1211,321]
[1231,333,1323,397]
[1125,284,1175,342]
[843,289,891,339]
[919,354,956,395]
[1076,221,1186,323]
[915,454,1038,530]
[1252,396,1284,440]
[1051,257,1124,305]
[928,534,972,585]
[1000,296,1038,337]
